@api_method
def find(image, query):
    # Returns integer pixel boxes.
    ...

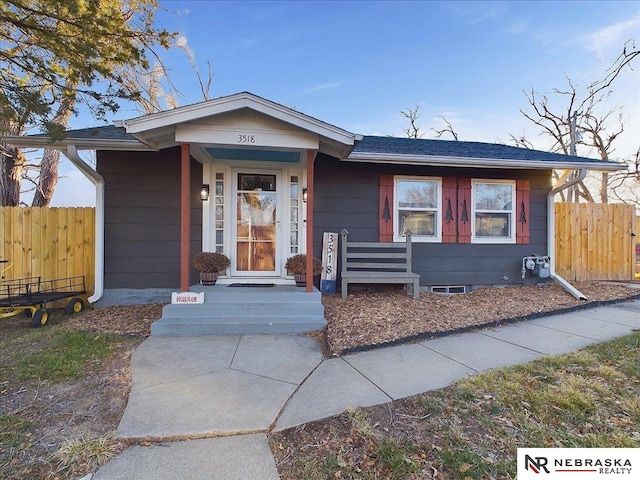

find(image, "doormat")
[228,283,275,287]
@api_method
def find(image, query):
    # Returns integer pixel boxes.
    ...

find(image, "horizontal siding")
[314,156,380,241]
[99,149,552,289]
[106,255,180,273]
[105,272,184,289]
[314,155,552,287]
[411,244,547,285]
[98,147,202,289]
[100,174,181,192]
[105,207,202,225]
[104,191,182,208]
[105,240,182,256]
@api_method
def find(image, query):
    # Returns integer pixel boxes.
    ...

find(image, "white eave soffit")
[344,152,627,172]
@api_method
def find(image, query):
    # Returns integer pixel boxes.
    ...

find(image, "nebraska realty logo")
[518,448,639,479]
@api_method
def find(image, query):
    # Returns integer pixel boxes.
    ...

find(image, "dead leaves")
[323,282,638,355]
[60,304,165,337]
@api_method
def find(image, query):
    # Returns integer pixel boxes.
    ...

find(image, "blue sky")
[56,0,640,205]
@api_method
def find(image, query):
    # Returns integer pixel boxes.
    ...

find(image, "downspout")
[547,169,588,300]
[63,145,105,304]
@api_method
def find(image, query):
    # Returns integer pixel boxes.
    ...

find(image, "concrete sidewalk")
[91,300,640,480]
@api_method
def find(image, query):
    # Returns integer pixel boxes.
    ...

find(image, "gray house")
[5,92,625,330]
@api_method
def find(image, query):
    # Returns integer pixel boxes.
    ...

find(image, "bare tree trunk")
[31,149,60,206]
[31,83,77,207]
[0,143,25,206]
[601,173,609,203]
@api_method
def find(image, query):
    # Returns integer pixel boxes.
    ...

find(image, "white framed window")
[289,175,301,254]
[394,176,441,242]
[471,180,516,244]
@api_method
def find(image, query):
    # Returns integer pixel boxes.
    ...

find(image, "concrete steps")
[151,284,326,335]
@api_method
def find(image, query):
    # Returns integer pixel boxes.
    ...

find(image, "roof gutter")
[62,145,104,304]
[547,169,588,300]
[1,134,151,151]
[345,152,626,171]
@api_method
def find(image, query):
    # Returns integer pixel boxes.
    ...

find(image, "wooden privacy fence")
[554,202,636,281]
[0,207,95,296]
[0,205,637,297]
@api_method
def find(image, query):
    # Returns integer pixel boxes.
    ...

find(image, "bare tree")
[29,36,214,206]
[0,0,174,206]
[432,116,459,141]
[516,40,639,203]
[509,133,535,150]
[400,106,460,141]
[0,134,26,205]
[608,146,640,206]
[31,80,78,206]
[176,37,214,102]
[117,36,214,116]
[400,106,424,139]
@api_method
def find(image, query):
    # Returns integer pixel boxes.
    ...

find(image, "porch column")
[305,149,317,292]
[180,143,191,292]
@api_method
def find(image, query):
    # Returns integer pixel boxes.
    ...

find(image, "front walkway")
[90,300,640,480]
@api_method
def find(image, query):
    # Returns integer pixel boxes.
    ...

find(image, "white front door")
[232,170,281,276]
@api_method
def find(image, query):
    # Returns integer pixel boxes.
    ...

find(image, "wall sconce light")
[200,184,210,201]
[302,187,308,203]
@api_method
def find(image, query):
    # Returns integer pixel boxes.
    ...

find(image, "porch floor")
[151,284,326,335]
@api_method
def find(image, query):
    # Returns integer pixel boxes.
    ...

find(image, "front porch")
[151,284,326,335]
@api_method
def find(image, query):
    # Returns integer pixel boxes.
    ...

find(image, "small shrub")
[284,254,322,274]
[192,252,230,273]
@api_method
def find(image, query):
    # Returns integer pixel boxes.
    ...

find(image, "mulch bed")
[41,281,640,357]
[323,281,640,356]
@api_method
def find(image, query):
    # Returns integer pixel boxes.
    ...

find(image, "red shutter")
[516,179,530,244]
[458,178,472,244]
[379,174,394,242]
[442,177,457,243]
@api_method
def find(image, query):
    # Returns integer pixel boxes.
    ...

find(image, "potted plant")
[192,252,230,285]
[285,254,323,286]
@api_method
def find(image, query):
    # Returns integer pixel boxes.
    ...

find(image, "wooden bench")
[340,229,420,299]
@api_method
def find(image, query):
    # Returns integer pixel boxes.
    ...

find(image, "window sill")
[471,237,516,245]
[394,236,441,243]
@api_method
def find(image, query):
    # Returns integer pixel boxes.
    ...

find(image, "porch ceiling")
[204,147,301,163]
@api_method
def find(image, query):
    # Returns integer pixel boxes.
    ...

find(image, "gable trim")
[122,92,358,146]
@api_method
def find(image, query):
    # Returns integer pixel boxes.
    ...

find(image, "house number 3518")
[237,134,256,143]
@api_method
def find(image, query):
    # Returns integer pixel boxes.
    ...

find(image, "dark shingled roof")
[352,135,607,165]
[36,128,615,168]
[31,125,136,142]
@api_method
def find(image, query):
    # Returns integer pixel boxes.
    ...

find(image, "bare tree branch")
[512,41,639,203]
[400,105,423,139]
[432,116,459,141]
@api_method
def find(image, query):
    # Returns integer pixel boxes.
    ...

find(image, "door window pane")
[238,174,276,191]
[236,175,277,272]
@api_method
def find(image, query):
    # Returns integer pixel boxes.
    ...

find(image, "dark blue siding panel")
[313,154,552,287]
[98,147,202,289]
